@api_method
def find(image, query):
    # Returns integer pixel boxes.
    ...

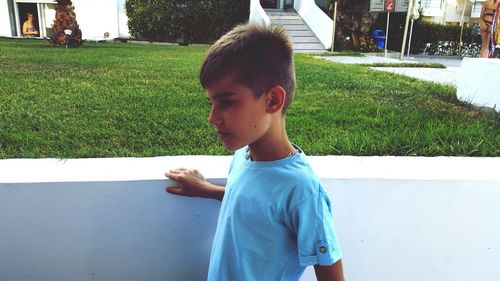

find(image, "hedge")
[125,0,250,44]
[410,21,477,55]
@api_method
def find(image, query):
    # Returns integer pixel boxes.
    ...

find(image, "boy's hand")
[165,168,224,201]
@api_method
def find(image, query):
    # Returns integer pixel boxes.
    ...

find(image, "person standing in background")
[22,12,39,37]
[480,0,499,57]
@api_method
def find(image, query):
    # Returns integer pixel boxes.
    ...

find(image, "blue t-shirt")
[207,146,342,281]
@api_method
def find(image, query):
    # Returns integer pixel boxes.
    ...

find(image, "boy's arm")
[165,168,225,201]
[314,259,345,281]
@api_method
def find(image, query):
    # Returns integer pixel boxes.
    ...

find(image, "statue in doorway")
[44,0,82,48]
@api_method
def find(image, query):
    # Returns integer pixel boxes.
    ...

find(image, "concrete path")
[317,54,463,87]
[371,66,461,86]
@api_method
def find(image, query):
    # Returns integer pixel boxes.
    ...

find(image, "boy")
[165,24,344,281]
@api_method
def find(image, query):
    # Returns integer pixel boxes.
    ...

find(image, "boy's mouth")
[216,131,229,140]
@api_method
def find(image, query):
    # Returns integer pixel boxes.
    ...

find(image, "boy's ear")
[265,85,286,114]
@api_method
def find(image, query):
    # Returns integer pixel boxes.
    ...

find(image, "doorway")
[17,2,39,37]
[260,0,279,9]
[284,0,294,10]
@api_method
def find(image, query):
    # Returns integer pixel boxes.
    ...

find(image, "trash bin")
[371,29,386,49]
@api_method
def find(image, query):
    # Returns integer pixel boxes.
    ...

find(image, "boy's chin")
[222,142,246,152]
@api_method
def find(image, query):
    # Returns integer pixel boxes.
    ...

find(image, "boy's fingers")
[165,172,181,180]
[166,186,183,195]
[168,168,187,173]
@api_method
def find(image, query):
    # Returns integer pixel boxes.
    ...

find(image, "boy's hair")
[200,24,296,113]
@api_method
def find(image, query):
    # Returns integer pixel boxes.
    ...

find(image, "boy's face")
[206,76,271,151]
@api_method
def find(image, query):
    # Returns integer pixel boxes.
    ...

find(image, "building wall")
[72,0,120,40]
[0,0,13,36]
[1,156,499,281]
[116,0,130,38]
[420,0,480,24]
[443,0,472,23]
[0,0,131,39]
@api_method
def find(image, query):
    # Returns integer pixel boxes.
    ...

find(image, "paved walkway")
[317,54,463,87]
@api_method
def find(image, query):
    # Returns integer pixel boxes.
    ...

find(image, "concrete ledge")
[1,156,499,281]
[457,58,500,111]
[1,156,499,183]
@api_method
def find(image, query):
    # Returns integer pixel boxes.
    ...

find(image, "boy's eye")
[219,100,235,108]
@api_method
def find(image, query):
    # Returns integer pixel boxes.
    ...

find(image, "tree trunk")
[330,0,378,50]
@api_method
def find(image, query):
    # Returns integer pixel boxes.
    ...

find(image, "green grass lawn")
[0,38,498,158]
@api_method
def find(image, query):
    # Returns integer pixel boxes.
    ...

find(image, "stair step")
[271,19,305,25]
[279,25,310,31]
[293,43,325,50]
[271,24,315,36]
[265,9,325,52]
[266,12,297,16]
[293,49,327,53]
[286,30,317,36]
[268,15,301,20]
[290,37,322,43]
[267,12,298,16]
[264,9,297,16]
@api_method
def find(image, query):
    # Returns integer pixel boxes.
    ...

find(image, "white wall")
[1,156,499,281]
[457,58,500,112]
[0,0,13,36]
[249,0,271,26]
[116,0,130,38]
[72,0,120,40]
[443,0,471,23]
[422,0,476,23]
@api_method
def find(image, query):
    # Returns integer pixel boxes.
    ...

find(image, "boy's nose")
[208,108,221,125]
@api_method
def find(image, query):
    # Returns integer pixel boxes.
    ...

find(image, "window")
[14,0,56,37]
[420,0,445,10]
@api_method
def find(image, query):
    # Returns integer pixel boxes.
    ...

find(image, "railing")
[1,156,499,281]
[249,0,271,26]
[293,0,332,49]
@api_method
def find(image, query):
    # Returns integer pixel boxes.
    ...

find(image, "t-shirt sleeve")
[291,186,342,267]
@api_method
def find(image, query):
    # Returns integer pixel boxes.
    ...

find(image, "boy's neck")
[247,120,295,162]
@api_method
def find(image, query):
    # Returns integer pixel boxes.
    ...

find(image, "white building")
[419,0,486,24]
[0,0,130,40]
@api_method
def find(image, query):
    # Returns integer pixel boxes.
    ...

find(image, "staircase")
[265,9,325,53]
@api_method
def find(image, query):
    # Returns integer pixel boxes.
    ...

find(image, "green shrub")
[125,0,250,44]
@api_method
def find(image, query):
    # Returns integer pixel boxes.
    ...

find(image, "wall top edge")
[1,156,499,183]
